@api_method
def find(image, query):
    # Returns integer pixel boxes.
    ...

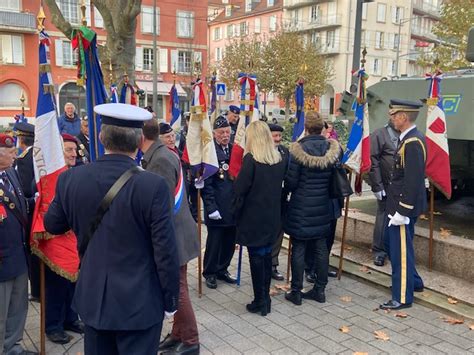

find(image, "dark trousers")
[188,183,198,221]
[271,228,284,267]
[171,265,199,346]
[291,237,328,291]
[385,218,424,305]
[29,253,41,299]
[45,266,78,334]
[203,226,236,278]
[305,219,337,273]
[373,198,388,259]
[84,323,162,355]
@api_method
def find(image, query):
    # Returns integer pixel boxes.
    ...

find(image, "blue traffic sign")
[216,83,226,96]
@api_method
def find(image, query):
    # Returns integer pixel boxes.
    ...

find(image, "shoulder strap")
[79,166,142,257]
[399,137,426,168]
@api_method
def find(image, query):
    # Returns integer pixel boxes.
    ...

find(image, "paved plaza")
[21,246,473,354]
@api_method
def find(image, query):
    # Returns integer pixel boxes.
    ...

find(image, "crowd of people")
[0,97,428,355]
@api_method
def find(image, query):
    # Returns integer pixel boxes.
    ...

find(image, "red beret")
[61,133,78,145]
[0,134,15,148]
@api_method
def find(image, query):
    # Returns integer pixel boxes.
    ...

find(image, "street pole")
[152,0,158,113]
[351,0,364,86]
[395,20,403,76]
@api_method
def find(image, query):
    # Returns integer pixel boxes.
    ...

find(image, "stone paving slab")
[21,239,474,354]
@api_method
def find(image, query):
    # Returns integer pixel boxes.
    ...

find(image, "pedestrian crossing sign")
[217,83,226,96]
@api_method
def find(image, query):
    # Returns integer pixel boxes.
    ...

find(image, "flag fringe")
[31,246,78,282]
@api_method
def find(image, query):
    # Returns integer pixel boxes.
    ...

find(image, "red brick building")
[0,0,208,126]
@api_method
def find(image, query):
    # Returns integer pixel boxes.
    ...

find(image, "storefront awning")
[136,81,187,97]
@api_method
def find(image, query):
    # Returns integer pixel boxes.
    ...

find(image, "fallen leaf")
[440,228,452,238]
[447,297,458,304]
[442,317,464,325]
[433,211,442,215]
[339,325,351,333]
[422,293,431,298]
[269,288,279,296]
[384,309,391,314]
[469,324,474,330]
[340,296,352,303]
[353,353,369,355]
[395,312,408,318]
[419,214,429,220]
[359,265,372,274]
[374,330,390,341]
[274,283,290,291]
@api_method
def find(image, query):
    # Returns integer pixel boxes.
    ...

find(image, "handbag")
[329,160,353,199]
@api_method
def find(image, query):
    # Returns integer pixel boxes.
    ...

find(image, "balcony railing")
[285,15,341,32]
[412,1,441,19]
[284,0,328,9]
[411,26,437,41]
[0,11,36,32]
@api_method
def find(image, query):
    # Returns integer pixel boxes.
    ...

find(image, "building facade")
[208,0,284,117]
[0,0,208,126]
[283,0,441,120]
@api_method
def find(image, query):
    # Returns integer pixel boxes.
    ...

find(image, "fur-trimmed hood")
[289,137,340,169]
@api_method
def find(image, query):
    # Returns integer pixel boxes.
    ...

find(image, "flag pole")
[40,261,46,355]
[338,172,352,280]
[197,187,203,297]
[428,183,435,271]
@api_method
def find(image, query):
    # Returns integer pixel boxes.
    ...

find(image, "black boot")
[246,254,268,315]
[264,253,273,314]
[302,285,326,303]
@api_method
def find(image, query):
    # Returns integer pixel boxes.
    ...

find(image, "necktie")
[223,147,229,157]
[0,171,15,195]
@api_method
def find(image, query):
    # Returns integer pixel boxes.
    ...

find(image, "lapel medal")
[0,205,6,223]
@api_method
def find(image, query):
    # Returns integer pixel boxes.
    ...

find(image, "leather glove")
[164,310,177,319]
[388,212,410,227]
[208,210,222,220]
[374,190,386,201]
[195,178,204,189]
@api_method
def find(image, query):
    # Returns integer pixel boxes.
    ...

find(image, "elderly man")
[0,134,37,355]
[159,123,180,156]
[76,117,90,160]
[142,119,200,355]
[45,104,180,354]
[227,105,240,143]
[201,116,237,289]
[57,103,81,136]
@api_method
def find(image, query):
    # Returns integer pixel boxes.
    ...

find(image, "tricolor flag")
[342,68,371,193]
[169,83,181,131]
[229,73,258,178]
[31,30,79,281]
[120,81,137,105]
[293,80,305,141]
[183,78,219,181]
[110,83,119,103]
[425,70,451,199]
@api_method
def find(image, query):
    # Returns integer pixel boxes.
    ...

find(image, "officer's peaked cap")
[228,105,240,114]
[389,99,423,115]
[94,103,153,128]
[13,122,35,137]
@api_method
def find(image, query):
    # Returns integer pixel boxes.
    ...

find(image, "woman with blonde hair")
[233,121,286,316]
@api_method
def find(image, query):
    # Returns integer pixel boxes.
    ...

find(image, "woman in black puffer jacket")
[284,111,340,305]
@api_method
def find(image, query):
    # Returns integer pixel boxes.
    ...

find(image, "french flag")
[342,68,371,192]
[425,71,451,199]
[292,80,305,141]
[30,30,79,280]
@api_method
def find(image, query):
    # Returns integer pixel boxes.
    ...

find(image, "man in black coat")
[380,99,426,310]
[227,105,240,144]
[201,116,237,289]
[44,103,180,354]
[76,117,90,165]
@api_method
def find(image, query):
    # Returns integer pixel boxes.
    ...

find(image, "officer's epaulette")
[399,137,426,168]
[18,148,29,159]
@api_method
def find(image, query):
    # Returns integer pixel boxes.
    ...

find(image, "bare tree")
[44,0,141,84]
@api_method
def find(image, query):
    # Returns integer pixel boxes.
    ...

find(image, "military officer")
[202,116,237,289]
[227,105,240,143]
[380,99,427,310]
[44,103,180,354]
[0,134,37,355]
[368,120,400,266]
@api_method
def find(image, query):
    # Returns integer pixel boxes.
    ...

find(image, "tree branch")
[93,0,116,35]
[44,0,73,38]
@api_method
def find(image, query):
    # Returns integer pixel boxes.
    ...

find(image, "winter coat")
[284,135,340,240]
[233,153,286,247]
[57,113,81,136]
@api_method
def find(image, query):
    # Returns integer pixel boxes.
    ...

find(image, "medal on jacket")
[0,204,6,223]
[219,162,229,180]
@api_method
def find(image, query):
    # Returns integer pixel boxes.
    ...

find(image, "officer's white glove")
[374,190,386,201]
[194,178,204,189]
[388,212,410,227]
[164,310,176,319]
[208,210,222,220]
[34,192,40,202]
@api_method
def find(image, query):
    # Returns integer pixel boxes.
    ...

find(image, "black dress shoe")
[328,270,337,278]
[302,287,326,303]
[374,256,385,267]
[380,300,412,310]
[163,343,200,355]
[159,334,181,351]
[216,271,237,284]
[272,267,284,281]
[46,331,73,344]
[64,320,84,334]
[205,276,217,289]
[305,272,316,284]
[285,290,302,306]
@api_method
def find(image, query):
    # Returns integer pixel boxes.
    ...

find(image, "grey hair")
[99,124,142,153]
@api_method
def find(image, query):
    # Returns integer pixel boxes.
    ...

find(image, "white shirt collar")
[399,124,416,141]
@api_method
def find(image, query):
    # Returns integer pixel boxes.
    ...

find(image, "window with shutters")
[94,7,104,28]
[0,0,20,11]
[373,58,381,75]
[225,5,232,17]
[245,0,252,12]
[377,3,386,23]
[311,32,321,47]
[310,5,320,22]
[362,3,368,20]
[215,47,222,61]
[388,59,396,76]
[58,0,79,24]
[0,34,24,64]
[61,41,77,66]
[178,50,192,73]
[227,24,234,38]
[326,30,336,49]
[159,48,168,73]
[375,31,384,49]
[254,18,261,33]
[141,6,160,34]
[0,83,26,108]
[214,27,221,41]
[267,0,274,6]
[393,33,400,50]
[177,11,194,38]
[143,48,154,71]
[240,22,248,36]
[392,6,404,24]
[269,15,277,32]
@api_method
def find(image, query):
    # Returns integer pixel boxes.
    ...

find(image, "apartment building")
[208,0,284,115]
[283,0,441,119]
[0,0,208,125]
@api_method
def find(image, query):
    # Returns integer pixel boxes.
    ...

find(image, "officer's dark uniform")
[382,100,427,309]
[227,105,240,144]
[44,104,180,354]
[202,117,236,287]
